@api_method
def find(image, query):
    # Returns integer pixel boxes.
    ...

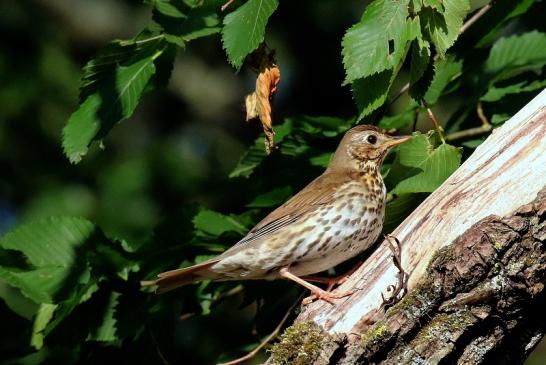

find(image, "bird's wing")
[218,171,352,257]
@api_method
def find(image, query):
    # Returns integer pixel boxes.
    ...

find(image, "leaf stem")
[423,101,446,144]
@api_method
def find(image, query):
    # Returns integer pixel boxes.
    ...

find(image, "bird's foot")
[381,235,408,310]
[302,287,355,306]
[303,260,363,291]
[279,267,356,305]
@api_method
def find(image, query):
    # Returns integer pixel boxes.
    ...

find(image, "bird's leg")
[302,260,364,291]
[381,235,408,310]
[279,267,355,305]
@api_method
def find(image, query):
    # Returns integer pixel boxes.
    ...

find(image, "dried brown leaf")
[244,45,281,154]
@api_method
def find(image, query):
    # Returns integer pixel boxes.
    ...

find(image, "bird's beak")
[383,135,412,148]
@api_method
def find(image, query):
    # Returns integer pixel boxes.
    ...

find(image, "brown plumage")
[144,125,411,302]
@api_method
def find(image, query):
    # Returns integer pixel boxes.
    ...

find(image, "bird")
[144,125,411,303]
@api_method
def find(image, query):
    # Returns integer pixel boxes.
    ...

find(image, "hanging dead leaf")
[244,45,281,154]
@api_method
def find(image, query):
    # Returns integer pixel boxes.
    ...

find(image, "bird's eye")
[367,135,377,144]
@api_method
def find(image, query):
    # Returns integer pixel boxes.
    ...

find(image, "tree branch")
[265,90,546,364]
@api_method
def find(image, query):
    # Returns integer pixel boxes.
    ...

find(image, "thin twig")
[459,3,493,34]
[423,102,446,143]
[217,295,302,365]
[388,2,494,105]
[148,326,170,365]
[446,102,492,141]
[221,0,236,11]
[476,101,489,128]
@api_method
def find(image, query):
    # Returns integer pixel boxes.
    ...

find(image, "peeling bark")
[265,92,546,364]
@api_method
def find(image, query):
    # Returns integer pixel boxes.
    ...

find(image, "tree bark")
[266,90,546,364]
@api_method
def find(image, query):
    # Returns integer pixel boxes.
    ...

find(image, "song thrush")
[145,125,410,303]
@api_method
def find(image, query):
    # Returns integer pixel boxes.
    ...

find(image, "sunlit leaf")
[0,217,96,303]
[389,133,462,194]
[193,210,248,236]
[421,0,470,56]
[485,31,546,81]
[222,0,279,69]
[63,56,158,163]
[342,0,417,84]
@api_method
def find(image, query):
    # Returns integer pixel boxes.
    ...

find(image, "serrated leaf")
[63,56,158,163]
[152,0,221,44]
[422,0,443,11]
[193,210,248,236]
[481,79,546,102]
[222,0,279,69]
[484,31,546,82]
[352,70,394,120]
[409,38,431,84]
[424,56,463,104]
[229,120,293,178]
[79,35,165,101]
[421,0,470,56]
[408,38,434,100]
[0,217,96,303]
[86,292,119,342]
[342,0,416,84]
[389,133,462,194]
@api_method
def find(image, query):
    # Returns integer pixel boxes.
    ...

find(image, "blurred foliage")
[1,0,545,364]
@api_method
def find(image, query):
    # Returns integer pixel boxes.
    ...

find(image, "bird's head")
[328,125,411,172]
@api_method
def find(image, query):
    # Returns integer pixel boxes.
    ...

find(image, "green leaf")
[342,0,416,84]
[247,186,293,208]
[309,152,333,168]
[86,292,119,342]
[193,210,248,236]
[409,38,431,85]
[222,0,279,69]
[491,113,510,125]
[484,31,546,81]
[79,35,165,101]
[421,0,470,56]
[352,70,394,120]
[424,56,463,104]
[461,139,484,149]
[481,79,546,102]
[383,193,424,232]
[151,0,221,45]
[63,55,158,163]
[31,303,58,349]
[149,0,186,18]
[378,105,417,130]
[0,217,96,303]
[389,133,462,194]
[422,0,443,11]
[229,120,293,178]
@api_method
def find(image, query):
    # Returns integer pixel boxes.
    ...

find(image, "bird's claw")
[381,235,408,310]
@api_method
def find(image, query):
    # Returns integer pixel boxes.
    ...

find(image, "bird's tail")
[141,260,221,294]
